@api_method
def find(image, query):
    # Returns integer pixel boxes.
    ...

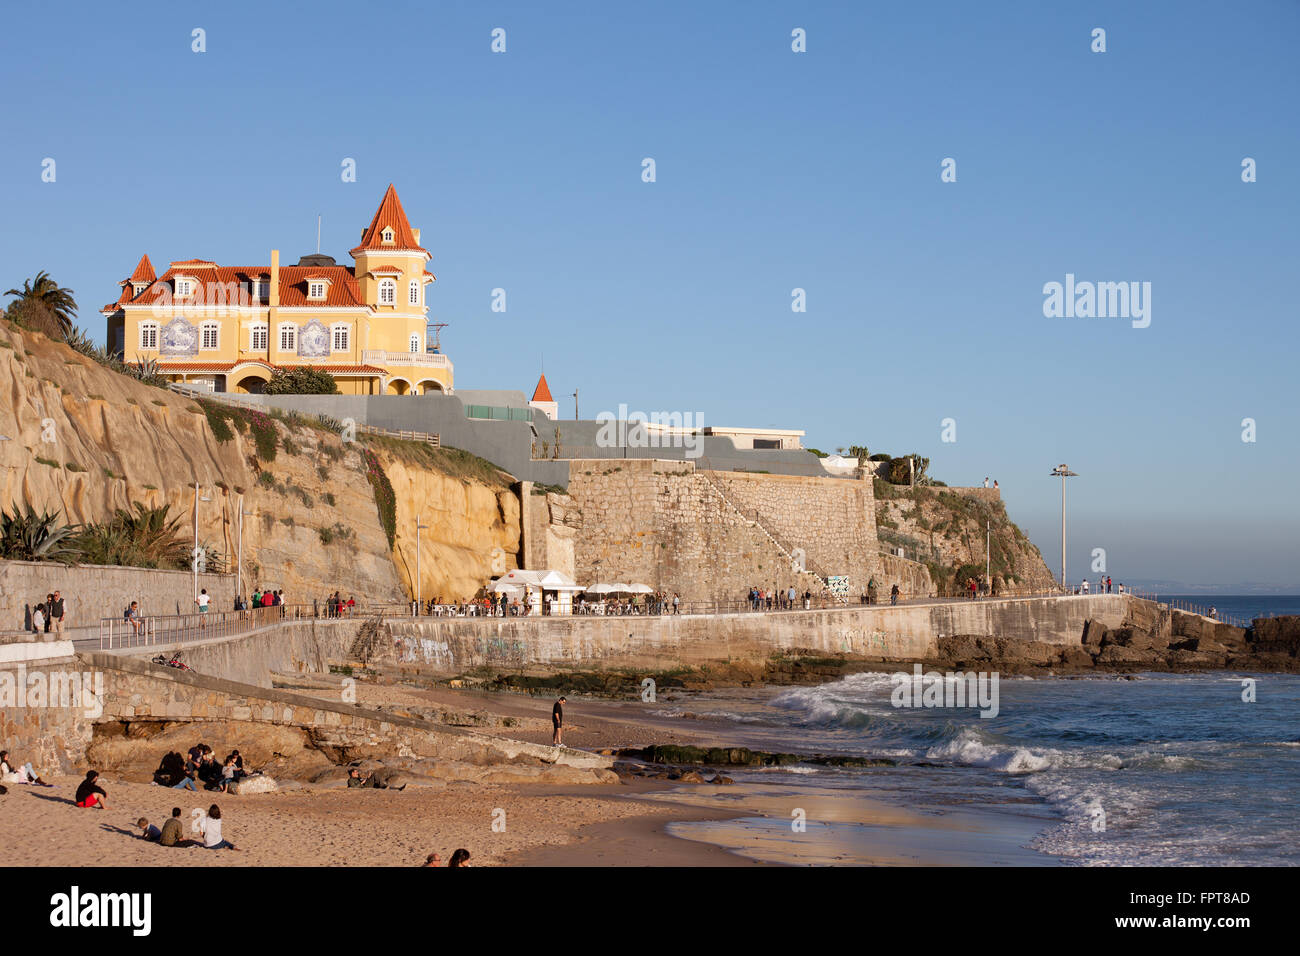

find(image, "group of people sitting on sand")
[135,805,238,850]
[152,742,258,793]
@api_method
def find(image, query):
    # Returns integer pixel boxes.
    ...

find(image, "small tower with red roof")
[529,373,558,420]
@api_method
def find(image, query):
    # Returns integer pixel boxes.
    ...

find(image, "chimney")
[269,249,280,309]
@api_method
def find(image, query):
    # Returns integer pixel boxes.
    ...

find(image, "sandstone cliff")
[0,323,521,608]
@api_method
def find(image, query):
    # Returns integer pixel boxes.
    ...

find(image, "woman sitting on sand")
[448,848,471,867]
[1,751,50,786]
[75,770,108,808]
[199,805,238,850]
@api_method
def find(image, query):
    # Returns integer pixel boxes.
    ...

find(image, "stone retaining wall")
[0,559,233,633]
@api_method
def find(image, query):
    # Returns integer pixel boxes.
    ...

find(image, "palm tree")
[5,271,78,340]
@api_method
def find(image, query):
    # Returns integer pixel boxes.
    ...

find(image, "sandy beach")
[1,673,1058,866]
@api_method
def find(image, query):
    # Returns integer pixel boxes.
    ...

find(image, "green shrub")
[263,366,339,395]
[362,448,396,548]
[35,456,60,467]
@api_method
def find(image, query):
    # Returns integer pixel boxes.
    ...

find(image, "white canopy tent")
[490,569,585,614]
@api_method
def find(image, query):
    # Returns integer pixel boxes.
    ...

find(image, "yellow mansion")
[102,185,452,395]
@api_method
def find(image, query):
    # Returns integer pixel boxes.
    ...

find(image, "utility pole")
[986,519,991,592]
[1050,464,1078,590]
[572,389,579,420]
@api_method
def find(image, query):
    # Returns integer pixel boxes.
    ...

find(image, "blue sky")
[2,1,1296,588]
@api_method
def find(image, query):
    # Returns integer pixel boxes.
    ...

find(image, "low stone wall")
[383,594,1130,675]
[0,559,234,632]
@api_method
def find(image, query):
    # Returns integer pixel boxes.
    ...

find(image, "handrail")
[97,600,373,650]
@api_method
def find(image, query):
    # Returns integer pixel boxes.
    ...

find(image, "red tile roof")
[350,184,428,257]
[129,254,156,283]
[108,264,365,309]
[531,374,554,403]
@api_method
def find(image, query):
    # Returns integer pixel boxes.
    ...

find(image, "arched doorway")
[233,373,269,394]
[386,378,411,395]
[416,379,445,394]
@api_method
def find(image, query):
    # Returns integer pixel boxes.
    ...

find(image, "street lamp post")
[236,495,254,606]
[415,513,430,614]
[1050,465,1078,591]
[192,482,212,601]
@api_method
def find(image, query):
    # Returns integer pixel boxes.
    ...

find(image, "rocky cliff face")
[383,447,521,604]
[0,324,521,608]
[874,483,1056,592]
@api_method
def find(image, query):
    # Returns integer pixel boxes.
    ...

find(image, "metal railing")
[97,601,372,650]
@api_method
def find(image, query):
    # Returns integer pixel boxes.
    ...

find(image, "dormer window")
[381,227,395,245]
[176,278,194,297]
[308,281,326,300]
[132,282,148,297]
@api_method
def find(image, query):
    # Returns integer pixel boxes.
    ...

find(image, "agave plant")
[0,505,83,564]
[77,502,189,570]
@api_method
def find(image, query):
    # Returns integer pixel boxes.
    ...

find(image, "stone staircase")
[695,467,834,598]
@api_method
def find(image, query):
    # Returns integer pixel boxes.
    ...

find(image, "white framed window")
[331,324,350,352]
[278,324,296,352]
[308,281,326,299]
[379,278,396,305]
[409,333,421,353]
[200,321,219,350]
[408,280,419,305]
[250,323,268,351]
[132,282,148,297]
[176,279,193,297]
[139,322,159,350]
[254,281,268,300]
[381,227,394,244]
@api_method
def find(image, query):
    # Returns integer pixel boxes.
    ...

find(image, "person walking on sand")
[75,770,109,809]
[552,696,566,747]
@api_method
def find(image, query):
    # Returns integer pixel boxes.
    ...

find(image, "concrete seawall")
[385,594,1128,674]
[112,594,1128,683]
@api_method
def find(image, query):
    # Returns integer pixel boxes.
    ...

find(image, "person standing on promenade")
[673,593,681,614]
[983,477,989,488]
[195,588,210,630]
[49,590,66,636]
[891,584,900,606]
[31,600,46,635]
[552,696,566,747]
[43,593,54,632]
